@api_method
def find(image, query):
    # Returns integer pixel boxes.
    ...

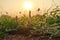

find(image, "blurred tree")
[37,8,40,12]
[19,11,21,14]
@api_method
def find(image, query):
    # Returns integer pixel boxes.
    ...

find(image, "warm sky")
[0,0,60,17]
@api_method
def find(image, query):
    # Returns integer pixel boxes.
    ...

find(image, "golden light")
[24,1,32,10]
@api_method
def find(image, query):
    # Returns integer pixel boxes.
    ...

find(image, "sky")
[0,0,60,17]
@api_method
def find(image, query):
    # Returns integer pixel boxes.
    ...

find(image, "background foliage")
[0,7,60,39]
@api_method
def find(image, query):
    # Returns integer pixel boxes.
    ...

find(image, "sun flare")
[24,1,32,10]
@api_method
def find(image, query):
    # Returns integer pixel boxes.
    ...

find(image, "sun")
[24,1,32,10]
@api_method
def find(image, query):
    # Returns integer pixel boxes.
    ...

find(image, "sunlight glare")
[24,1,32,10]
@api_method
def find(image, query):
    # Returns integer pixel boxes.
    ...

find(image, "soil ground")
[3,34,60,40]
